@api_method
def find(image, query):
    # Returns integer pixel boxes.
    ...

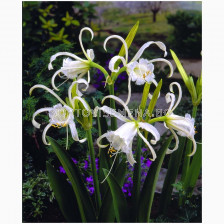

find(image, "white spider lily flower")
[94,95,160,164]
[164,82,197,156]
[49,27,95,91]
[30,84,91,147]
[32,104,86,148]
[104,35,173,104]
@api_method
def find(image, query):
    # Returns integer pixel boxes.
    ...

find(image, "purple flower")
[86,176,93,183]
[72,158,78,164]
[59,166,66,174]
[84,160,88,170]
[88,186,94,195]
[146,159,152,168]
[142,148,148,152]
[140,156,144,162]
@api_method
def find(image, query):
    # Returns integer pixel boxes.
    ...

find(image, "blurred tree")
[149,1,162,22]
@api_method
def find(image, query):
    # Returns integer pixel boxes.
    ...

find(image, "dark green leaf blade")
[159,136,186,214]
[46,162,81,222]
[102,168,128,222]
[47,136,96,222]
[137,136,173,222]
[98,159,127,222]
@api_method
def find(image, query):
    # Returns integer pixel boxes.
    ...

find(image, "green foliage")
[167,11,202,58]
[23,152,54,221]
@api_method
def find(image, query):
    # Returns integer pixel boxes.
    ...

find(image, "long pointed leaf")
[159,136,186,214]
[46,162,81,222]
[102,168,128,222]
[98,159,127,222]
[184,143,202,196]
[137,136,173,222]
[47,136,96,222]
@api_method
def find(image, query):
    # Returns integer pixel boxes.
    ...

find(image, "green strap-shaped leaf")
[118,21,139,57]
[170,49,189,85]
[92,97,111,198]
[47,136,96,222]
[98,159,127,222]
[183,143,202,196]
[158,136,186,215]
[113,21,139,73]
[146,79,163,122]
[102,168,128,222]
[137,136,173,222]
[46,162,81,222]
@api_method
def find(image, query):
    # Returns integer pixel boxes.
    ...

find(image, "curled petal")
[68,78,89,103]
[42,123,52,145]
[87,49,95,61]
[102,95,134,120]
[148,79,161,100]
[79,27,94,61]
[69,120,86,143]
[32,108,52,129]
[131,41,167,63]
[51,68,66,91]
[166,128,179,154]
[147,58,173,77]
[108,56,127,72]
[138,122,160,144]
[137,129,157,161]
[167,122,196,156]
[30,84,66,105]
[166,93,176,114]
[48,52,85,70]
[126,151,136,166]
[94,106,130,122]
[96,132,109,148]
[104,35,128,63]
[125,75,132,105]
[72,96,90,112]
[188,138,197,156]
[169,82,182,113]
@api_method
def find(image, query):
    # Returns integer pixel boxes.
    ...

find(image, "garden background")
[22,1,202,222]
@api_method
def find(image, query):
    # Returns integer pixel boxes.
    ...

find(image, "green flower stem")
[179,105,198,205]
[89,62,110,80]
[138,83,150,121]
[131,83,151,220]
[86,129,101,213]
[131,135,142,221]
[112,67,127,82]
[148,116,167,124]
[108,84,117,130]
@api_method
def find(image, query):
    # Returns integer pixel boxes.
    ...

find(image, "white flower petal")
[131,41,167,63]
[104,35,128,63]
[32,108,52,129]
[148,79,160,100]
[137,129,157,161]
[96,132,110,148]
[79,27,94,61]
[30,84,66,105]
[72,96,90,112]
[108,56,126,72]
[138,122,160,144]
[69,120,86,143]
[165,93,176,114]
[125,75,132,105]
[94,106,130,122]
[126,151,136,166]
[166,128,179,154]
[48,52,85,70]
[102,95,134,120]
[42,123,52,145]
[147,58,173,77]
[168,82,182,113]
[87,49,95,61]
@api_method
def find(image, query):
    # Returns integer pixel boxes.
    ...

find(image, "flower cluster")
[30,26,198,184]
